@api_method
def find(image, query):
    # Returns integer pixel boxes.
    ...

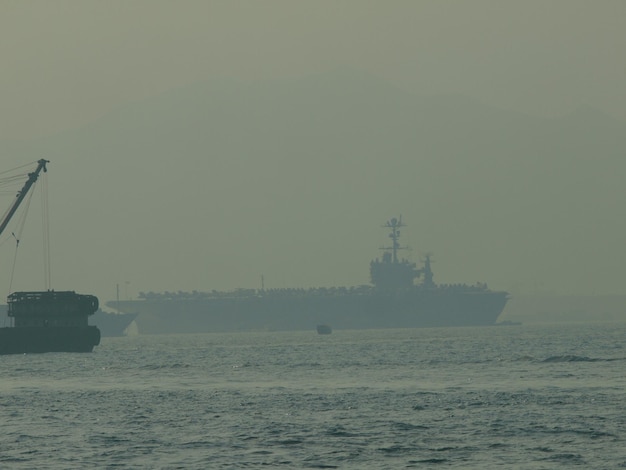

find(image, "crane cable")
[41,171,51,290]
[7,180,37,293]
[8,234,19,295]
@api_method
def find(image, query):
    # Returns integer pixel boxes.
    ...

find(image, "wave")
[540,355,621,363]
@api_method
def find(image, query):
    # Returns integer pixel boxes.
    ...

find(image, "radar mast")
[381,216,409,263]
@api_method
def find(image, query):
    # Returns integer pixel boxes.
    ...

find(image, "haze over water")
[0,2,625,309]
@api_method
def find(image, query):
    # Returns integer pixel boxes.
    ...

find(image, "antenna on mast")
[380,216,409,263]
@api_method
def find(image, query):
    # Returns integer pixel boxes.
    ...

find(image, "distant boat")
[108,216,509,334]
[316,324,332,335]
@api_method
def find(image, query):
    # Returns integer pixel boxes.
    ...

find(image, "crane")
[0,159,48,238]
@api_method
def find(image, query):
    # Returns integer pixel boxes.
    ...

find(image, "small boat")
[316,324,332,335]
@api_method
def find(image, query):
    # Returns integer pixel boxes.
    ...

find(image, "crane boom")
[0,159,49,238]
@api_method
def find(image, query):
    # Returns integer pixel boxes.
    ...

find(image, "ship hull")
[90,310,137,337]
[2,305,128,338]
[110,290,508,335]
[0,326,101,355]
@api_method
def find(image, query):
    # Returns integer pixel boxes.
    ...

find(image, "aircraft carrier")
[108,217,509,334]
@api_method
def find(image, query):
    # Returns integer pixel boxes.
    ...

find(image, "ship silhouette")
[109,217,509,334]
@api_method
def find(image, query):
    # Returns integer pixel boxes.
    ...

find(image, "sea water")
[1,323,625,469]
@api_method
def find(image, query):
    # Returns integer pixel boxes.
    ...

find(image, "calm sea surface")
[1,323,626,469]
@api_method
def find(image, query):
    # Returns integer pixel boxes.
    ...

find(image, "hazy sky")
[1,1,625,305]
[1,1,624,141]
